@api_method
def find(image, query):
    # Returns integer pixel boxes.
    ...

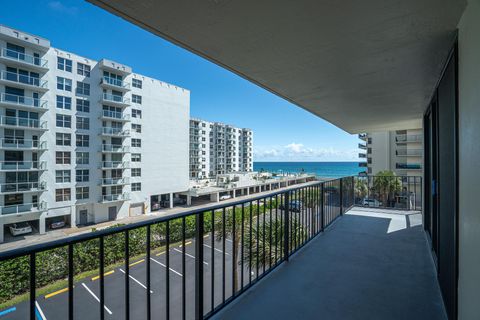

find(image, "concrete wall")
[457,1,480,318]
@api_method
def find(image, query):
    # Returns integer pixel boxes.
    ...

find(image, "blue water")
[253,162,362,178]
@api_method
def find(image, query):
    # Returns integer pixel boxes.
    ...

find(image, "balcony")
[100,177,130,186]
[0,71,48,91]
[396,163,422,170]
[0,138,47,150]
[100,161,129,169]
[0,116,47,130]
[358,142,366,150]
[396,149,423,157]
[100,127,130,137]
[0,93,48,111]
[0,48,49,72]
[100,109,130,122]
[358,133,368,141]
[0,181,47,194]
[101,93,130,107]
[101,144,130,153]
[396,134,422,143]
[358,162,367,167]
[100,192,130,203]
[0,161,47,171]
[100,76,130,91]
[358,152,367,158]
[0,201,47,215]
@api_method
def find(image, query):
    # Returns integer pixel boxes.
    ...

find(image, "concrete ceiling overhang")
[87,0,465,133]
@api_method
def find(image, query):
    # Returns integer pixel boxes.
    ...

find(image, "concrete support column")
[187,195,192,206]
[246,188,250,195]
[70,205,76,228]
[39,217,46,235]
[0,223,4,243]
[211,193,219,202]
[233,190,236,198]
[169,193,174,209]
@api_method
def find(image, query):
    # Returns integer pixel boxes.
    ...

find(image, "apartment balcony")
[396,149,423,157]
[100,161,129,169]
[0,138,47,150]
[0,93,48,112]
[396,134,422,143]
[100,192,130,203]
[0,71,48,92]
[396,163,422,170]
[100,127,130,137]
[359,162,368,167]
[358,142,367,150]
[0,48,49,72]
[0,116,48,131]
[100,76,130,92]
[100,109,130,122]
[100,144,130,153]
[101,93,130,107]
[0,160,47,171]
[100,177,130,186]
[358,152,367,158]
[0,181,47,194]
[0,201,47,216]
[358,133,368,141]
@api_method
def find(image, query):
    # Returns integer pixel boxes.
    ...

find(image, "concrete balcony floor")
[213,207,446,320]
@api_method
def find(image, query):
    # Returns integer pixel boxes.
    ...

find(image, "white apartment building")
[0,25,190,243]
[190,118,253,179]
[358,129,423,177]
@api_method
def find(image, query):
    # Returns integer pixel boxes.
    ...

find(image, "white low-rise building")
[0,25,190,242]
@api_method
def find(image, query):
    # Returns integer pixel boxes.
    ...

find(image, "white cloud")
[48,1,78,14]
[254,143,358,161]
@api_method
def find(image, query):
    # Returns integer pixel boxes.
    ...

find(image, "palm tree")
[354,178,368,202]
[372,170,401,206]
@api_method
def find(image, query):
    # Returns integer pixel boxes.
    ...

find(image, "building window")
[57,77,72,91]
[56,151,71,164]
[76,117,90,130]
[77,63,91,77]
[55,170,71,183]
[56,133,71,146]
[56,95,72,109]
[56,114,71,128]
[132,78,142,89]
[132,183,141,191]
[76,134,89,147]
[76,152,89,165]
[76,82,90,96]
[132,94,142,104]
[132,109,142,119]
[57,57,72,72]
[131,139,141,148]
[76,99,90,113]
[76,187,89,200]
[76,169,89,182]
[56,188,71,202]
[131,153,141,162]
[132,123,142,133]
[131,168,141,177]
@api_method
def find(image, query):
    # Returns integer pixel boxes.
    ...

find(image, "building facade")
[190,118,253,179]
[358,129,423,177]
[0,25,190,243]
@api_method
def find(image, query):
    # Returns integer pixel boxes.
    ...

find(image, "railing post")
[284,191,290,261]
[320,183,324,232]
[195,212,204,320]
[339,178,344,215]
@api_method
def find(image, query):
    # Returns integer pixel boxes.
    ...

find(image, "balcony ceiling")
[88,0,465,133]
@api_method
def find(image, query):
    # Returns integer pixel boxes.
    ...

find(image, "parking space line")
[91,270,115,281]
[0,307,16,317]
[149,257,183,277]
[35,301,47,320]
[178,241,192,247]
[203,243,231,255]
[45,287,70,299]
[119,268,153,293]
[129,259,144,267]
[173,248,208,265]
[81,283,113,315]
[156,251,165,256]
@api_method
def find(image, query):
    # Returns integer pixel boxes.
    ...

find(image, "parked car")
[362,198,382,207]
[280,200,303,212]
[9,222,33,236]
[50,219,66,229]
[161,197,187,207]
[220,194,232,201]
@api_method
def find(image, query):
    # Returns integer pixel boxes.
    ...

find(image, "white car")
[220,194,232,201]
[9,222,33,236]
[362,198,382,207]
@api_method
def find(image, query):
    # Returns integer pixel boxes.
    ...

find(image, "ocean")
[253,162,362,178]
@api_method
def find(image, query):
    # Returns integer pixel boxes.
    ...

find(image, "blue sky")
[0,0,359,162]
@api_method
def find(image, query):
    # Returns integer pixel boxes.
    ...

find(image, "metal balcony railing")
[101,192,130,202]
[101,127,130,136]
[0,48,48,68]
[0,181,47,193]
[0,71,48,89]
[0,116,47,129]
[0,201,47,215]
[395,134,422,143]
[0,138,47,150]
[396,149,423,156]
[101,76,130,89]
[100,177,130,185]
[0,161,47,171]
[102,110,130,121]
[0,93,48,110]
[101,161,129,169]
[102,93,130,105]
[101,144,130,153]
